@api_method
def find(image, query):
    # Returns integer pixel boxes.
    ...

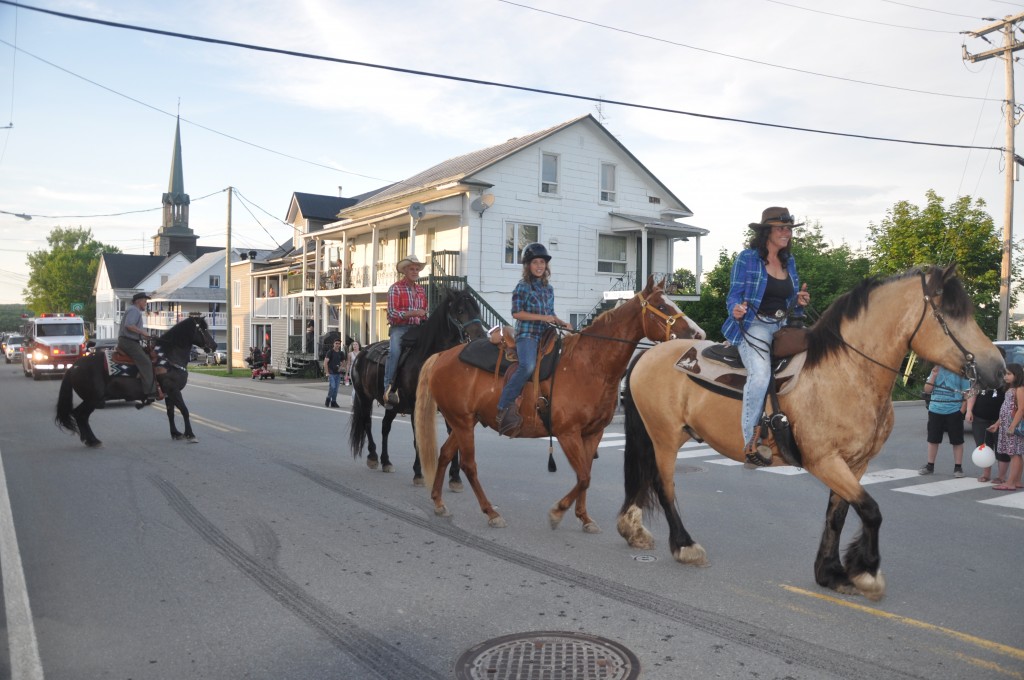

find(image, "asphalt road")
[0,363,1021,679]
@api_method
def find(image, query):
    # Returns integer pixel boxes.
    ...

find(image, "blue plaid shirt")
[721,248,803,345]
[511,279,555,340]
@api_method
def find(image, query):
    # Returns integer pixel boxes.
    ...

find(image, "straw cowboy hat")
[748,206,805,230]
[396,255,425,273]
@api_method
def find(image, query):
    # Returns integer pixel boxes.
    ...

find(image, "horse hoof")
[616,507,653,549]
[582,521,601,534]
[187,438,199,445]
[674,543,708,567]
[448,480,463,492]
[851,570,886,601]
[488,515,507,529]
[433,505,450,517]
[84,440,102,449]
[548,508,565,530]
[382,464,395,473]
[413,476,425,487]
[366,459,379,470]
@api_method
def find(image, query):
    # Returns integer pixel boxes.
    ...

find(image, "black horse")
[56,316,217,447]
[348,287,485,486]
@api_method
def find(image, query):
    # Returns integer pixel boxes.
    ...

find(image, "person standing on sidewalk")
[323,339,345,408]
[919,365,970,477]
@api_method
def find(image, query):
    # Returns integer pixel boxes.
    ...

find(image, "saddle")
[105,343,167,399]
[458,329,559,382]
[674,327,810,399]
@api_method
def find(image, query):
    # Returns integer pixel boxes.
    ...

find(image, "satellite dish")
[408,202,426,220]
[470,193,494,217]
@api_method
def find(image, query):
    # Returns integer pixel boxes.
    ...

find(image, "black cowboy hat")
[131,292,152,302]
[748,206,805,230]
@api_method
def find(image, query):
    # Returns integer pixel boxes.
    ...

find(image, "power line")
[879,0,995,20]
[0,0,1004,153]
[763,0,964,32]
[0,188,224,220]
[494,0,994,101]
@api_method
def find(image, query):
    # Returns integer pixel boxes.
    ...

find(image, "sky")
[0,0,1020,305]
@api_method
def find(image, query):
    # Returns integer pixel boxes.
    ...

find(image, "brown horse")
[414,276,705,531]
[616,265,1004,600]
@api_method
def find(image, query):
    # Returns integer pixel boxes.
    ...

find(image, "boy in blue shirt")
[919,365,971,477]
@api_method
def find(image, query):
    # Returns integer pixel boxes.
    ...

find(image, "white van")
[22,314,87,380]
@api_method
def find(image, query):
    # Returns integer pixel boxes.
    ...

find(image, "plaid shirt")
[721,248,802,345]
[512,279,555,340]
[387,278,427,326]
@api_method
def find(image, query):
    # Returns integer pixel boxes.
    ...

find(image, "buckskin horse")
[616,265,1004,600]
[414,276,704,531]
[348,286,485,485]
[56,316,217,447]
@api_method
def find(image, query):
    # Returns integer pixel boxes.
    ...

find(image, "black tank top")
[758,273,793,317]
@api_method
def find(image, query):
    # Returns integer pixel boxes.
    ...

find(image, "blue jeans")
[327,373,341,402]
[383,325,413,390]
[736,317,785,445]
[498,336,538,410]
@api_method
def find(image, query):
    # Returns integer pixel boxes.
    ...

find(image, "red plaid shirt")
[387,278,427,326]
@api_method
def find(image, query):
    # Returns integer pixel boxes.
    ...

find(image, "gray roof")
[291,193,359,222]
[338,114,691,216]
[100,253,170,289]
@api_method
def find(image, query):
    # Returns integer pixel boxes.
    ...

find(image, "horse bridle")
[637,290,688,342]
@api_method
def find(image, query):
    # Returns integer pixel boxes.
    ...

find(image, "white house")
[146,251,229,345]
[307,114,707,346]
[93,252,192,340]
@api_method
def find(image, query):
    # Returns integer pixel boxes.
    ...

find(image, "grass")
[187,365,254,379]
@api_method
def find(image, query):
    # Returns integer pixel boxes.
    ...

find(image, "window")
[504,222,540,265]
[233,280,241,307]
[600,163,616,202]
[160,274,169,285]
[598,234,627,274]
[541,152,559,194]
[397,231,409,260]
[209,275,221,288]
[233,326,241,351]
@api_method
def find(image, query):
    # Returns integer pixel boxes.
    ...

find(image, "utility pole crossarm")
[966,12,1024,38]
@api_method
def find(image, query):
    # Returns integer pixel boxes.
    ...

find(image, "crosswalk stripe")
[978,492,1024,510]
[860,469,921,485]
[893,477,987,496]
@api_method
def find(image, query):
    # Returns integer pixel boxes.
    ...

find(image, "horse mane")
[806,265,973,368]
[157,315,208,348]
[404,287,479,363]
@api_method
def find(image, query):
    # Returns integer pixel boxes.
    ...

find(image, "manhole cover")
[455,631,640,679]
[632,554,657,563]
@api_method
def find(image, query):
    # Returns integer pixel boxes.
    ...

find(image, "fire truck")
[21,313,87,380]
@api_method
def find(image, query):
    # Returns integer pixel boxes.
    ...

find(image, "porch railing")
[427,275,507,330]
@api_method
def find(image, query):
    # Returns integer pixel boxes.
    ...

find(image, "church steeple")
[153,116,197,259]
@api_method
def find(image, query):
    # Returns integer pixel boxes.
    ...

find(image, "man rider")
[118,292,158,405]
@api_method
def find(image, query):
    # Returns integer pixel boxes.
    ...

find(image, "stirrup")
[743,439,772,468]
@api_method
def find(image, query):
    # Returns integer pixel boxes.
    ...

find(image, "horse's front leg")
[73,402,101,447]
[810,459,885,600]
[169,391,196,442]
[548,432,599,533]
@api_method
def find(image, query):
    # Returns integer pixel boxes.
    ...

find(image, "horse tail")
[55,365,79,435]
[414,353,440,487]
[620,359,660,514]
[347,353,371,458]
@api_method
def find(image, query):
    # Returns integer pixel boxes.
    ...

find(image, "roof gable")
[98,253,171,289]
[287,192,360,223]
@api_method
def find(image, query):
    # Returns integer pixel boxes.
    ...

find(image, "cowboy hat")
[748,206,805,230]
[396,255,425,273]
[131,292,152,302]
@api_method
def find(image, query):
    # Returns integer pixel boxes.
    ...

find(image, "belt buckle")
[773,309,786,320]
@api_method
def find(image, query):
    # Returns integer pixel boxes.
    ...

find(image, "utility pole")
[965,12,1024,340]
[225,187,233,374]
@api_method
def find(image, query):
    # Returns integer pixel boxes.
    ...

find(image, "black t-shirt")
[325,348,345,374]
[972,387,1005,421]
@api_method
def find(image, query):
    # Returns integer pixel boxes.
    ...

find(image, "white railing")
[252,297,285,318]
[146,312,226,329]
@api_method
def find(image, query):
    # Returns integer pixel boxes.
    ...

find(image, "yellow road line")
[152,404,240,433]
[781,585,1024,662]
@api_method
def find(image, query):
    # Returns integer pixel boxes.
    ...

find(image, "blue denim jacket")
[721,249,802,345]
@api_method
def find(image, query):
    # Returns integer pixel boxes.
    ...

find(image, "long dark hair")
[747,226,791,267]
[1007,363,1024,388]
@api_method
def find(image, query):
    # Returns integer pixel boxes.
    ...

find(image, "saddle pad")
[103,349,137,378]
[458,338,557,380]
[673,340,806,397]
[364,340,390,365]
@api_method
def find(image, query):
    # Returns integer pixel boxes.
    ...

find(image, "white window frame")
[504,221,541,266]
[600,162,616,203]
[540,152,559,195]
[597,233,627,275]
[232,280,241,307]
[209,274,221,288]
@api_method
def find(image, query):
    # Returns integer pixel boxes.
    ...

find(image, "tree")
[24,227,120,322]
[866,191,1010,338]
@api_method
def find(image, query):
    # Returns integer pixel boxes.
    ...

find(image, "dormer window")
[541,152,559,195]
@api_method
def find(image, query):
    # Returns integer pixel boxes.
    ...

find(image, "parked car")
[212,342,228,365]
[4,335,24,364]
[194,342,227,365]
[994,340,1024,365]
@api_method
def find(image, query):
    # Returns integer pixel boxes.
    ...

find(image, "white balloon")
[972,445,995,469]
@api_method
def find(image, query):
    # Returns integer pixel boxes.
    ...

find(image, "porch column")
[369,224,380,343]
[640,225,649,288]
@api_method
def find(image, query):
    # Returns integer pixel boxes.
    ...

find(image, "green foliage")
[866,191,1009,338]
[0,304,32,333]
[23,227,120,323]
[668,268,697,295]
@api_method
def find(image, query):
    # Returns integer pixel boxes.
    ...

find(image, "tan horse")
[617,265,1004,600]
[415,276,705,531]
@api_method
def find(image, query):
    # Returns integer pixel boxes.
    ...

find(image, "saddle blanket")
[673,340,806,397]
[458,338,557,380]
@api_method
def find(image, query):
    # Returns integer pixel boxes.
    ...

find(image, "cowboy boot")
[743,436,772,468]
[496,404,523,437]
